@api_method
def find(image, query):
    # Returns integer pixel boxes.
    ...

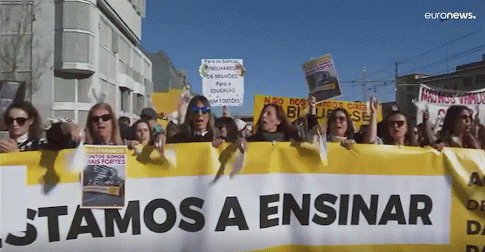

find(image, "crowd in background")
[1,94,484,155]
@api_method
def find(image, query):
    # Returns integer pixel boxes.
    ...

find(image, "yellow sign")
[252,94,382,131]
[1,144,484,251]
[151,89,185,127]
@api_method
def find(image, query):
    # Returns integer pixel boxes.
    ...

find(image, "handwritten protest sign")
[200,59,244,107]
[253,94,382,131]
[415,85,485,140]
[301,55,341,101]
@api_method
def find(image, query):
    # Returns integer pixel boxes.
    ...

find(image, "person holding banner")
[167,95,215,144]
[326,108,357,149]
[127,119,152,150]
[247,104,301,142]
[382,111,417,147]
[434,105,481,149]
[212,117,239,148]
[85,103,124,145]
[0,101,45,152]
[292,96,319,140]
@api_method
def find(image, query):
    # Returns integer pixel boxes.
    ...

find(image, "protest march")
[0,54,485,251]
[1,1,485,250]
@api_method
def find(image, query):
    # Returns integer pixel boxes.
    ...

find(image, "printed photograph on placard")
[81,146,126,208]
[301,54,341,101]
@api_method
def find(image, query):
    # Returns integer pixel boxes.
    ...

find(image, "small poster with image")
[301,54,341,101]
[81,145,126,209]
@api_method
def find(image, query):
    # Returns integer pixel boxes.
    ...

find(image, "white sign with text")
[200,59,244,107]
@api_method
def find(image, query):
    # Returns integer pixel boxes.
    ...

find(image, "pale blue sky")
[142,0,485,116]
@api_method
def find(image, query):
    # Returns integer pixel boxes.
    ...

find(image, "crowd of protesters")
[1,94,484,155]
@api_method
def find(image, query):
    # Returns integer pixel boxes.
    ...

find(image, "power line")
[398,44,485,77]
[399,30,481,64]
[366,44,485,83]
[343,29,482,83]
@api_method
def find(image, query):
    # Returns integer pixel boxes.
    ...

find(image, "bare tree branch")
[1,0,48,96]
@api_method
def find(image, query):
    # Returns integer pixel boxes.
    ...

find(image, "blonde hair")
[85,103,123,145]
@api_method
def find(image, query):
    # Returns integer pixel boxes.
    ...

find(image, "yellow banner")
[252,94,383,131]
[0,144,484,251]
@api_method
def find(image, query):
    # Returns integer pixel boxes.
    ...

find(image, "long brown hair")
[439,105,470,139]
[327,108,355,138]
[133,119,152,144]
[85,103,123,145]
[384,111,417,146]
[4,101,42,139]
[254,104,296,135]
[178,95,215,138]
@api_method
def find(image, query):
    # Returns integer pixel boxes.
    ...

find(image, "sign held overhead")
[200,59,245,107]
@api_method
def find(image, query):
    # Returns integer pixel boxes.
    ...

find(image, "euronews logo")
[425,12,476,20]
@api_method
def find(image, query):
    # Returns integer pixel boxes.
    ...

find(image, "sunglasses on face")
[388,120,405,128]
[5,116,29,126]
[460,115,472,121]
[91,114,113,123]
[190,106,210,114]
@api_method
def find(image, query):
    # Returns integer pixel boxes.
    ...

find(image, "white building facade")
[1,0,153,125]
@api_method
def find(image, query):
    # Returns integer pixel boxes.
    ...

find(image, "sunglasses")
[5,116,29,126]
[190,106,210,114]
[460,115,472,121]
[388,120,405,128]
[91,114,113,123]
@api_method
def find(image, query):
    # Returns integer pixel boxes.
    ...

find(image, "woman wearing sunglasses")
[168,95,215,143]
[0,101,45,152]
[212,117,240,148]
[382,111,417,146]
[85,103,123,145]
[323,96,381,148]
[325,108,357,149]
[433,105,480,149]
[247,104,301,142]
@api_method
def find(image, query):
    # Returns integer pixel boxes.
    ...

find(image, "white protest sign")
[0,166,26,239]
[415,85,485,139]
[0,174,450,251]
[200,59,244,107]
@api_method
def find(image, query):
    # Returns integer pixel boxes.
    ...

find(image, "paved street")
[82,192,124,208]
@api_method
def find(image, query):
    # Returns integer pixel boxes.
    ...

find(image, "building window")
[64,1,91,31]
[463,77,472,86]
[63,32,90,63]
[54,77,75,102]
[99,18,112,51]
[0,3,33,76]
[100,79,116,106]
[137,94,144,114]
[78,110,88,125]
[143,59,151,80]
[132,94,138,115]
[120,87,130,112]
[54,110,75,121]
[118,36,131,64]
[476,74,485,84]
[78,77,92,103]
